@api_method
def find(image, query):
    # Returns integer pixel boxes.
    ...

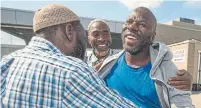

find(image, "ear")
[151,32,156,41]
[65,23,75,42]
[87,32,92,45]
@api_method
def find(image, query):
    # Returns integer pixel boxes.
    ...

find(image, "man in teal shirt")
[99,7,194,108]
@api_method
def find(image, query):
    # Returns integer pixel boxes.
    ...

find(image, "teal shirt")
[104,53,161,108]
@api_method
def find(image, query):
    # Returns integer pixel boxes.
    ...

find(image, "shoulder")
[54,55,92,72]
[98,51,125,78]
[103,50,124,66]
[1,48,24,63]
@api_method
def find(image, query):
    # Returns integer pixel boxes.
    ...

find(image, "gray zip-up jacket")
[98,41,194,108]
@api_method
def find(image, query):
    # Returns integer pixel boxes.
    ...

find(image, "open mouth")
[126,35,137,40]
[124,33,139,44]
[98,44,107,47]
[125,33,138,40]
[96,43,109,50]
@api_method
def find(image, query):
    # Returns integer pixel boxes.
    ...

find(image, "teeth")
[98,44,106,47]
[127,36,136,40]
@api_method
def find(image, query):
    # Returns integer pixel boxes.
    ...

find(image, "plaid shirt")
[1,37,137,108]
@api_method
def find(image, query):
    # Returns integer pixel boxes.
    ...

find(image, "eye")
[126,20,133,24]
[139,22,148,28]
[103,31,109,35]
[92,32,99,38]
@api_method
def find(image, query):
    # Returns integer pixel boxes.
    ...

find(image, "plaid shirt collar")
[28,36,63,56]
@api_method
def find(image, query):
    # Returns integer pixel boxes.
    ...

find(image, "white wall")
[1,30,26,58]
[0,30,26,45]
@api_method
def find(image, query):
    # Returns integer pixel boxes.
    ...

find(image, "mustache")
[123,28,142,38]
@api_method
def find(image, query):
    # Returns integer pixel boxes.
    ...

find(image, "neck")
[36,33,53,43]
[36,33,46,38]
[125,47,150,68]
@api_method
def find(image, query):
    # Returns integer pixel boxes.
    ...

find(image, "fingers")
[168,70,193,91]
[168,78,192,91]
[168,76,188,81]
[169,70,192,81]
[168,80,187,85]
[173,85,190,91]
[177,69,187,76]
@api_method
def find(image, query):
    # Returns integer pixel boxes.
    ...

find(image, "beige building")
[168,40,201,90]
[155,18,201,45]
[157,18,201,90]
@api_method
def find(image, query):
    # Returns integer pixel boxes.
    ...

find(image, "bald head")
[134,7,155,16]
[88,19,109,31]
[133,7,157,31]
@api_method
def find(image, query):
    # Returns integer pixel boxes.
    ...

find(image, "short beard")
[70,40,85,60]
[124,37,151,55]
[126,46,142,55]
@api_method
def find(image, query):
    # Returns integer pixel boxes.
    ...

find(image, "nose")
[97,36,105,42]
[127,22,139,32]
[97,33,106,41]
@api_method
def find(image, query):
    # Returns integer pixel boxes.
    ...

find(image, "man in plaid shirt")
[1,4,137,108]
